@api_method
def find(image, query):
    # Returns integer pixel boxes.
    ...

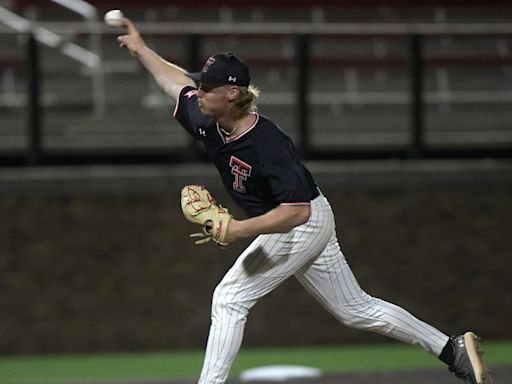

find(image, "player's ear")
[226,86,241,101]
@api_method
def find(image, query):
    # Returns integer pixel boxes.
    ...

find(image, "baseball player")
[117,19,493,384]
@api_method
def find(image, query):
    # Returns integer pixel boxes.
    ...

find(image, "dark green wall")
[0,163,510,354]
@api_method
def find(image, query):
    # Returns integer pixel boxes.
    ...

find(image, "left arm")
[226,204,311,242]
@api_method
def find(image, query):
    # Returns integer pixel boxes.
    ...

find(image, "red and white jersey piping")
[173,85,194,118]
[217,113,259,144]
[280,202,311,206]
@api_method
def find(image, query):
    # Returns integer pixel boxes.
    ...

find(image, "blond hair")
[231,85,260,120]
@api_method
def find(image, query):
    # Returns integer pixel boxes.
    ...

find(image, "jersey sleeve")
[173,85,211,140]
[263,139,313,205]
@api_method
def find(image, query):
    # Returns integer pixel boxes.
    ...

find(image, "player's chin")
[199,104,209,115]
[199,105,219,119]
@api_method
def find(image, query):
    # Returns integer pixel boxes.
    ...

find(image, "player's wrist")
[226,218,239,242]
[130,41,147,57]
[226,218,249,242]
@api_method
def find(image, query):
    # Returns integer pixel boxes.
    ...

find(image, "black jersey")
[174,86,319,217]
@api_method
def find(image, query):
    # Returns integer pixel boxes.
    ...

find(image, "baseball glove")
[180,185,232,246]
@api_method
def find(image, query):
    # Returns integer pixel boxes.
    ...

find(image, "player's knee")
[211,286,250,325]
[334,295,384,329]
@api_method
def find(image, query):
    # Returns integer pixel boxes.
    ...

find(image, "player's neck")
[219,114,254,137]
[219,118,242,136]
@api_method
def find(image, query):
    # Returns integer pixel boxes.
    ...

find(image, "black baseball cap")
[186,52,250,87]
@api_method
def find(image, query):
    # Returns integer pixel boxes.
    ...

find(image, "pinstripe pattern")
[198,194,449,384]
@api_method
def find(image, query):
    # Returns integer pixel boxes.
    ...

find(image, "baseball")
[104,9,124,27]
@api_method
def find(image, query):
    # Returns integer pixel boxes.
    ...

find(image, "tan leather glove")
[181,185,232,246]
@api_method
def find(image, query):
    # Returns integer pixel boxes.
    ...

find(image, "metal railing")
[48,0,105,116]
[38,20,512,35]
[1,18,512,163]
[0,5,105,114]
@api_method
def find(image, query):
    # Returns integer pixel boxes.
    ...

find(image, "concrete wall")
[0,160,510,354]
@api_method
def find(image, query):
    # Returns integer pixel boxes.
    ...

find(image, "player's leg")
[198,202,333,384]
[295,235,493,383]
[293,194,449,355]
[295,198,492,384]
[295,235,449,355]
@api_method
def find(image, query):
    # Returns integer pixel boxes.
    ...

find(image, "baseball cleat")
[449,331,493,384]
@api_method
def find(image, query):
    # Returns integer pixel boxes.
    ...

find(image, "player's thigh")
[295,238,368,310]
[214,229,329,304]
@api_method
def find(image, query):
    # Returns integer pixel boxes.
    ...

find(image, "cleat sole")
[464,332,494,384]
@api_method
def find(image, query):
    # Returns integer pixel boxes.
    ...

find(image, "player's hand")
[191,219,239,247]
[117,18,146,57]
[181,185,233,247]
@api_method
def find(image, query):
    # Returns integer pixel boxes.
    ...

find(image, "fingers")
[117,35,126,47]
[120,17,136,34]
[116,18,141,55]
[117,36,129,51]
[117,18,133,45]
[116,36,137,56]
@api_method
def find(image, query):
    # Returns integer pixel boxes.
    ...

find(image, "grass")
[0,341,511,384]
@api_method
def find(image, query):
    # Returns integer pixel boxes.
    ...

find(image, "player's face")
[197,83,237,119]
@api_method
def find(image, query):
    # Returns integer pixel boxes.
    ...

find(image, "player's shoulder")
[254,114,291,143]
[253,114,295,160]
[179,85,198,99]
[174,85,216,133]
[174,85,198,114]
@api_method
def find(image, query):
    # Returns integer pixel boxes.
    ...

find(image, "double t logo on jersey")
[229,156,252,193]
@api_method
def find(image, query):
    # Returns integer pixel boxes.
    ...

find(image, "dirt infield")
[237,365,510,384]
[107,365,510,384]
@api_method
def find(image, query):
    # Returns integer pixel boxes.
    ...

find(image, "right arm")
[117,18,195,100]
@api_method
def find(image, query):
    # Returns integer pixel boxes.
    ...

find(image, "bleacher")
[1,0,511,162]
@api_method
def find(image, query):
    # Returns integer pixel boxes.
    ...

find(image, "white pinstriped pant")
[198,193,449,384]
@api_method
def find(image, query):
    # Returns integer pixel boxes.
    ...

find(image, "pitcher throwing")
[116,17,493,384]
